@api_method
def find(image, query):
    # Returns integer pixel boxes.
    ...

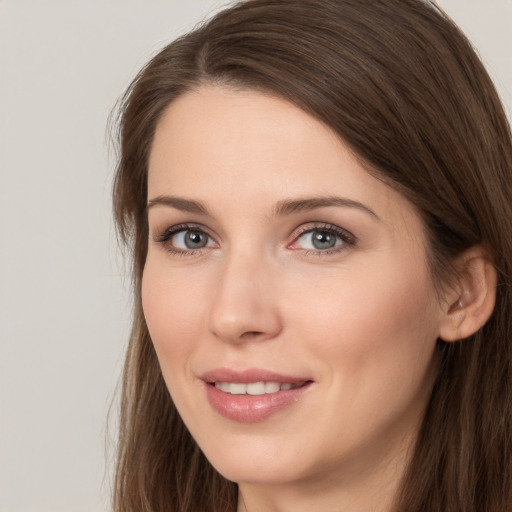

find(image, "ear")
[438,246,497,342]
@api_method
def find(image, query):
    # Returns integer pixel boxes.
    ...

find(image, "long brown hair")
[112,1,512,510]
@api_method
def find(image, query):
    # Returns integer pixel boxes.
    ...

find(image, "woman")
[111,0,512,510]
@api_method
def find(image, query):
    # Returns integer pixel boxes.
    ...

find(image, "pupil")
[312,231,335,249]
[185,230,207,248]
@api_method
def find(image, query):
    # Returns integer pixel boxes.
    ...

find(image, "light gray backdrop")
[0,1,511,511]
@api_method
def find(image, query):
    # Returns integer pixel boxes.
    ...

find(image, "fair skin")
[142,85,493,512]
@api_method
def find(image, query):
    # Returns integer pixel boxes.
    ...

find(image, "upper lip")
[200,368,312,384]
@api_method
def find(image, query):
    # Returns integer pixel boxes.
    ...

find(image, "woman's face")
[143,85,445,493]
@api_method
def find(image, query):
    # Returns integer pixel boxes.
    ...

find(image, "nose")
[207,251,282,344]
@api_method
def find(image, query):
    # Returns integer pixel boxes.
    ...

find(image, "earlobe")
[438,247,497,342]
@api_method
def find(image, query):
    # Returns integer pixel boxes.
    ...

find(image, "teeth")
[265,382,280,393]
[214,381,303,395]
[229,383,247,395]
[218,382,230,392]
[247,382,265,395]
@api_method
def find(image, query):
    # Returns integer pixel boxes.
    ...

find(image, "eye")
[154,224,217,254]
[290,224,355,253]
[173,229,212,249]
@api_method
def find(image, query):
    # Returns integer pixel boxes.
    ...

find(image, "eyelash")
[153,222,356,257]
[154,223,213,257]
[291,223,356,256]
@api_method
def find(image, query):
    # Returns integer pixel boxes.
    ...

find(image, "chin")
[212,457,304,486]
[194,428,322,486]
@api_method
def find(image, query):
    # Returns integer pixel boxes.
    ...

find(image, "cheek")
[141,260,207,372]
[277,260,441,462]
[288,256,441,389]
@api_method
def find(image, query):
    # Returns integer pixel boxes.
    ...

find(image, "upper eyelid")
[153,222,214,240]
[291,222,355,240]
[294,222,348,234]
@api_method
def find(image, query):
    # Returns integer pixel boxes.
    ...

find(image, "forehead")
[147,85,422,234]
[148,85,346,189]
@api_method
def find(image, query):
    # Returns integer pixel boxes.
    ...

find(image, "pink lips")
[201,368,313,422]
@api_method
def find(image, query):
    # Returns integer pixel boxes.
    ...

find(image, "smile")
[214,381,305,395]
[201,369,313,422]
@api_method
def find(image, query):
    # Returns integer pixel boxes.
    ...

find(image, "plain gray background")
[0,1,511,511]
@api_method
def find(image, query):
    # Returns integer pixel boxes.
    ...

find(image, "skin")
[143,85,449,512]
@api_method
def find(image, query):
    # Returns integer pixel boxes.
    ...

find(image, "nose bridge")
[207,246,281,343]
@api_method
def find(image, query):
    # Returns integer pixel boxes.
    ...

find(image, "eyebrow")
[147,194,379,220]
[147,196,210,215]
[272,196,380,219]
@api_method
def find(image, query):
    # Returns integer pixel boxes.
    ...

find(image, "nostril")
[240,331,264,339]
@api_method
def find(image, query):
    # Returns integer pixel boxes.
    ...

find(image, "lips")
[201,368,313,422]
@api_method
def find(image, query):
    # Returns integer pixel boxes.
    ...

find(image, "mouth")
[201,368,314,422]
[212,381,308,395]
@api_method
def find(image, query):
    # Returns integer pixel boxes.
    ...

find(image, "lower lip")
[205,382,312,422]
